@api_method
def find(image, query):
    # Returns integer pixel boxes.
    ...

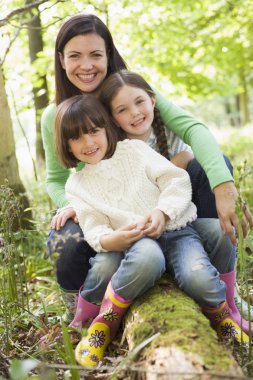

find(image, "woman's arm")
[155,90,233,189]
[155,90,253,242]
[41,103,71,208]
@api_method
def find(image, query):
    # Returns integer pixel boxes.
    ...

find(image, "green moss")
[125,275,237,373]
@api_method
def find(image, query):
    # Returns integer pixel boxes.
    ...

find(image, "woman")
[41,13,253,320]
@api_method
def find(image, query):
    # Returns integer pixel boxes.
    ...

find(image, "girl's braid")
[152,107,170,160]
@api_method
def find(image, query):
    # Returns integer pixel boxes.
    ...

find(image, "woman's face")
[60,33,108,93]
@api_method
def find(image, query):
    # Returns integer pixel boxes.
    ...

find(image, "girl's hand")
[214,181,253,245]
[100,224,143,251]
[139,209,168,239]
[171,151,194,169]
[50,207,79,230]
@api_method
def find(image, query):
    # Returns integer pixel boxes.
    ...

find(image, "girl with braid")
[99,69,226,215]
[99,69,253,335]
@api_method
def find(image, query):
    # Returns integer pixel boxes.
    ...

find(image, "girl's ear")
[59,52,66,69]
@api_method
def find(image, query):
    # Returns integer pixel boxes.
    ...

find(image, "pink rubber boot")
[203,300,249,345]
[74,281,132,367]
[69,289,100,328]
[220,271,253,335]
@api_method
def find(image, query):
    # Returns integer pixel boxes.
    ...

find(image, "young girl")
[55,94,248,368]
[99,69,253,335]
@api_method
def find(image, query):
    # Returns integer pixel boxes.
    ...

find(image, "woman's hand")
[214,181,253,245]
[50,207,79,230]
[100,224,144,251]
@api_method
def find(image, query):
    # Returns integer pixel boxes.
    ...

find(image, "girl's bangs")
[62,114,95,140]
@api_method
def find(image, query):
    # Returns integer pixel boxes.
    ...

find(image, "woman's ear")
[151,95,156,109]
[59,52,66,69]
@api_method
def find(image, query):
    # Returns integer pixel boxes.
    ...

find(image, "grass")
[0,126,253,380]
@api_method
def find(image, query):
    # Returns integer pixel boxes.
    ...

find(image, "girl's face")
[68,127,108,165]
[111,85,155,141]
[60,33,108,93]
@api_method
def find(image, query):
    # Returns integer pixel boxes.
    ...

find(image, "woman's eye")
[68,54,79,59]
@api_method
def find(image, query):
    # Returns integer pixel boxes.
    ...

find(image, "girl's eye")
[89,128,99,135]
[136,99,144,104]
[70,136,81,141]
[117,108,126,114]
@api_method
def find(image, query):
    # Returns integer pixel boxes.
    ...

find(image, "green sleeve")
[41,103,70,207]
[155,90,233,190]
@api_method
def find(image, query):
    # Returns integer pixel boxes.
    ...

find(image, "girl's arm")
[131,140,195,222]
[171,151,194,169]
[66,175,143,252]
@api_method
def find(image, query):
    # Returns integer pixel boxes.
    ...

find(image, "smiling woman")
[58,34,108,93]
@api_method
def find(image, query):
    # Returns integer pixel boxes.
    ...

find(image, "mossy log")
[123,275,244,380]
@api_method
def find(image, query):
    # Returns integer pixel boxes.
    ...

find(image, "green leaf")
[9,359,39,380]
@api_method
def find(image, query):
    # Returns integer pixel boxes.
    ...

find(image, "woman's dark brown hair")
[55,94,123,168]
[99,70,170,160]
[55,14,127,105]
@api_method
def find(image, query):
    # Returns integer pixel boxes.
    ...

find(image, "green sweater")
[41,91,233,208]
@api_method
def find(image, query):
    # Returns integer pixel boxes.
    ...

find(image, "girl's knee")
[134,239,165,279]
[178,264,222,304]
[89,253,123,281]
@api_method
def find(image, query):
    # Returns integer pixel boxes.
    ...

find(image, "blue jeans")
[158,218,236,308]
[81,237,166,303]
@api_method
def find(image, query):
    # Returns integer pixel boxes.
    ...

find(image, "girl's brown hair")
[55,14,127,105]
[99,70,170,160]
[55,94,124,168]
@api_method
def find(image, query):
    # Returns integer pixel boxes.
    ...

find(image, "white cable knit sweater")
[66,139,197,252]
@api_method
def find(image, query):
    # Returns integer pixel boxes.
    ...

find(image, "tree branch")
[0,0,53,27]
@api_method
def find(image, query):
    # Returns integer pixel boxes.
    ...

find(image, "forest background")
[1,0,253,379]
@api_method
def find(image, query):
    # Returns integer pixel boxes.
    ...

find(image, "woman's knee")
[49,220,96,290]
[47,220,84,256]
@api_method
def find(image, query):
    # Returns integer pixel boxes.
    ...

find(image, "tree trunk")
[26,0,49,166]
[123,275,244,380]
[0,66,31,229]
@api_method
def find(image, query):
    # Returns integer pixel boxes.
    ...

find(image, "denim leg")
[46,219,96,291]
[187,155,233,218]
[192,218,236,274]
[159,225,226,307]
[81,252,124,303]
[111,237,166,300]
